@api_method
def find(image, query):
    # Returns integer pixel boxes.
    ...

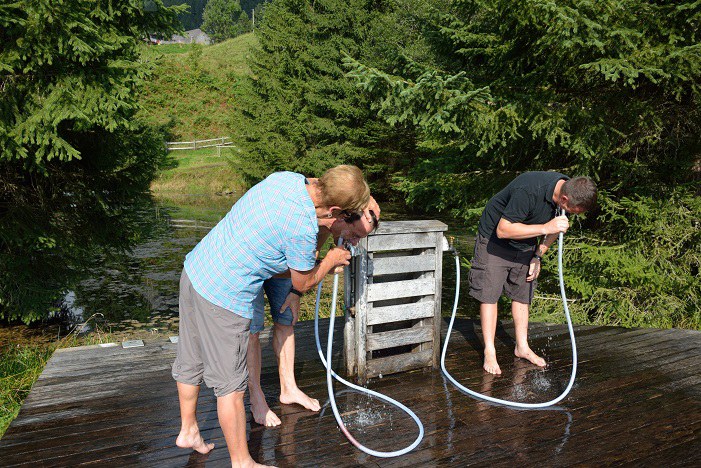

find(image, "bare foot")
[251,400,281,427]
[232,459,274,468]
[279,387,320,412]
[515,345,546,367]
[176,426,214,454]
[483,347,502,375]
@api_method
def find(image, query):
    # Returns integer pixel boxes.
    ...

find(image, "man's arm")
[316,227,332,251]
[278,246,351,325]
[290,246,350,293]
[496,215,569,240]
[273,228,333,280]
[535,233,559,258]
[526,233,560,282]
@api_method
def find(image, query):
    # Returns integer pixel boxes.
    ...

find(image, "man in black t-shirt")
[468,172,597,375]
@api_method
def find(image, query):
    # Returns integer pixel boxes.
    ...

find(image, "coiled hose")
[313,239,424,457]
[440,230,578,408]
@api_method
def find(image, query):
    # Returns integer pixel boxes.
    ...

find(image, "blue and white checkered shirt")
[184,172,318,318]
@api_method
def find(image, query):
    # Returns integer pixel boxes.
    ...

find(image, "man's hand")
[325,245,351,274]
[280,292,301,326]
[364,196,380,224]
[526,257,541,282]
[543,215,569,235]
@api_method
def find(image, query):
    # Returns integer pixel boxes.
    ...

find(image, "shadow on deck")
[0,318,699,466]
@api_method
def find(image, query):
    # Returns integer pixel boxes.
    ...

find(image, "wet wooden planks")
[0,318,699,467]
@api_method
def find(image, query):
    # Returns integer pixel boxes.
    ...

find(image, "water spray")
[314,238,424,457]
[440,211,578,408]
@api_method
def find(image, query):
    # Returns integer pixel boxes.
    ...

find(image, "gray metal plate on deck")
[122,340,145,348]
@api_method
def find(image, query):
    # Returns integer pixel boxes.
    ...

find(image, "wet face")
[559,197,587,215]
[330,213,375,245]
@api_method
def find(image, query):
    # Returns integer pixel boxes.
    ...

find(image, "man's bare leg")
[175,382,215,454]
[217,390,271,468]
[512,300,546,367]
[274,324,320,411]
[247,333,281,427]
[480,303,502,375]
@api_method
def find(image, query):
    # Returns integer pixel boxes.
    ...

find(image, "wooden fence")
[165,136,232,151]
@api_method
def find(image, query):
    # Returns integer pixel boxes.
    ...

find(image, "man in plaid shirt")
[172,166,372,467]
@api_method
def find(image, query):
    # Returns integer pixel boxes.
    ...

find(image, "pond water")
[61,193,478,335]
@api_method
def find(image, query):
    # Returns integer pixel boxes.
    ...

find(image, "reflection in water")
[441,364,573,457]
[250,397,329,465]
[555,410,573,454]
[441,373,456,452]
[319,388,387,428]
[61,291,85,324]
[60,195,476,332]
[62,194,232,331]
[184,449,211,467]
[318,388,421,453]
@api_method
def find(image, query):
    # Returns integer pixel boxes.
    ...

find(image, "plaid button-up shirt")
[184,172,318,318]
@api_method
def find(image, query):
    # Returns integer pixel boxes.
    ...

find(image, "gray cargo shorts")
[468,234,537,304]
[172,270,251,397]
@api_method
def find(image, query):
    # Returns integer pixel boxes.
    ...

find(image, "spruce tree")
[345,0,701,328]
[0,0,182,322]
[233,0,429,195]
[201,0,251,43]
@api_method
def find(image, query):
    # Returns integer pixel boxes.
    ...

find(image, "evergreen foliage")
[240,0,268,21]
[0,0,182,322]
[234,0,430,195]
[235,0,700,328]
[162,0,207,30]
[537,189,700,329]
[344,0,701,328]
[201,0,251,43]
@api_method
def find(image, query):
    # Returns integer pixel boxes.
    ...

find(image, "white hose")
[313,239,424,457]
[440,230,578,408]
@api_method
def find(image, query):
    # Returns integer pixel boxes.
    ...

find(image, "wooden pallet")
[344,220,448,382]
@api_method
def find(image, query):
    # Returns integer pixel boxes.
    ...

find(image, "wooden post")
[355,236,369,383]
[431,229,444,369]
[343,220,447,383]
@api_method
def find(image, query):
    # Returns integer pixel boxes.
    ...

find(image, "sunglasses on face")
[341,210,362,223]
[341,210,380,231]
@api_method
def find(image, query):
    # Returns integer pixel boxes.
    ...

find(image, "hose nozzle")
[442,235,458,256]
[342,241,359,257]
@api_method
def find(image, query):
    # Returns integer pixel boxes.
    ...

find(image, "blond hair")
[318,165,370,213]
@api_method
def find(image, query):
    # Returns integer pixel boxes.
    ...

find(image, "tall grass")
[151,147,246,201]
[0,344,52,438]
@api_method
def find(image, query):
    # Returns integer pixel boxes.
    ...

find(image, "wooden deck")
[1,318,699,467]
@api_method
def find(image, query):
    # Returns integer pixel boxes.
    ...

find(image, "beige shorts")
[172,270,251,397]
[468,234,537,304]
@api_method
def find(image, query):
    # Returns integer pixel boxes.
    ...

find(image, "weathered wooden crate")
[343,220,448,383]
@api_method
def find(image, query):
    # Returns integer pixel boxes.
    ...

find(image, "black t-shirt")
[477,171,569,251]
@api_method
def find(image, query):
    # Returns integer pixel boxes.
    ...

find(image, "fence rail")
[166,137,232,151]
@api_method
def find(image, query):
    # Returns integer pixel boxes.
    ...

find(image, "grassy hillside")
[138,33,258,141]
